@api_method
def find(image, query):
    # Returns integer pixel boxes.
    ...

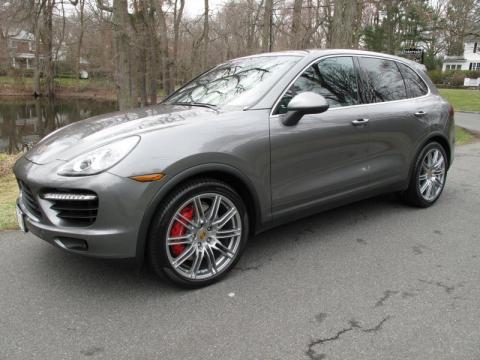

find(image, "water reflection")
[0,98,117,153]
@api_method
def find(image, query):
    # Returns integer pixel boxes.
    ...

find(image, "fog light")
[43,193,97,201]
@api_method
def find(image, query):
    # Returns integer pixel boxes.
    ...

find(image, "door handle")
[351,118,369,126]
[414,111,427,117]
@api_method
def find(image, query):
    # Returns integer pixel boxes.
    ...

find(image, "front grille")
[43,190,99,226]
[19,181,42,219]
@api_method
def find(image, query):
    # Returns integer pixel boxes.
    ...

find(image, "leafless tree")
[2,0,479,109]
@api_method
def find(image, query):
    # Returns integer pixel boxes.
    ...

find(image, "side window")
[358,57,407,103]
[397,62,428,98]
[276,56,358,114]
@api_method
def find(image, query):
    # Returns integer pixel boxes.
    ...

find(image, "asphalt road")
[1,143,480,360]
[456,111,480,133]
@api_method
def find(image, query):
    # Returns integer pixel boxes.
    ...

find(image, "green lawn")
[0,75,113,88]
[439,89,480,112]
[455,126,475,145]
[0,75,165,99]
[0,154,19,230]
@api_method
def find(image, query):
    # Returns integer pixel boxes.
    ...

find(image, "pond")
[0,98,118,154]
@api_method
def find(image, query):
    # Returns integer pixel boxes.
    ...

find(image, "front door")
[270,56,371,219]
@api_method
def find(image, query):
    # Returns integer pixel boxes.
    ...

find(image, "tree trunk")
[75,0,85,81]
[173,0,185,89]
[43,0,55,98]
[138,32,148,107]
[291,0,302,49]
[330,0,357,48]
[33,16,41,97]
[158,3,173,96]
[112,0,135,110]
[202,0,209,69]
[262,0,273,51]
[385,0,396,54]
[147,0,158,104]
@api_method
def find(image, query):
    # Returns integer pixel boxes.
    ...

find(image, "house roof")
[444,56,467,63]
[9,30,34,41]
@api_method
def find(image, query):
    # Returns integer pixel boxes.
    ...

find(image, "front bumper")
[13,156,158,259]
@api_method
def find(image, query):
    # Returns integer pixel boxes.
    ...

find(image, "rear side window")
[358,57,407,103]
[397,63,428,98]
[275,56,358,114]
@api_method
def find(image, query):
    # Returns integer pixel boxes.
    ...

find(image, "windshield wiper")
[169,102,218,110]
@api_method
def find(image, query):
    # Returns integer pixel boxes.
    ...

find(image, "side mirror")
[282,92,329,126]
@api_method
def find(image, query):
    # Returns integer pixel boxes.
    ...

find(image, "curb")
[457,111,480,115]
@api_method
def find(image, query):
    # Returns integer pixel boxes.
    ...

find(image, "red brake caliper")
[170,206,194,257]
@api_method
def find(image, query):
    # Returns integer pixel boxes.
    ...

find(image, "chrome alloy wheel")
[165,193,242,280]
[418,148,446,201]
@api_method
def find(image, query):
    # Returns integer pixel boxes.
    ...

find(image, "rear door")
[356,57,429,188]
[269,56,371,219]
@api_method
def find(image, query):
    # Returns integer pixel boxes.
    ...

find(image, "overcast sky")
[184,0,226,17]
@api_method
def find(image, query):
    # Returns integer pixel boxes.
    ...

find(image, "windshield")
[164,56,301,108]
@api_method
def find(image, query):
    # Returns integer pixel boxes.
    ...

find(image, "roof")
[237,48,426,71]
[9,30,34,41]
[239,48,420,60]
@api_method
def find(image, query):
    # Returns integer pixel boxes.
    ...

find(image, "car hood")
[24,104,219,165]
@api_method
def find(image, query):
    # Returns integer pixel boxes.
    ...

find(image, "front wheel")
[401,141,448,208]
[148,179,249,288]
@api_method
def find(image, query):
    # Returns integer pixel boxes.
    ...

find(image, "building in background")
[5,30,43,70]
[1,29,89,78]
[443,40,480,71]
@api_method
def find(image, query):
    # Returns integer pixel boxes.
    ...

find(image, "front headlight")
[57,136,140,176]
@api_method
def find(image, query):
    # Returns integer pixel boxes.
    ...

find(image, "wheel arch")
[135,164,264,266]
[428,135,451,168]
[408,133,452,183]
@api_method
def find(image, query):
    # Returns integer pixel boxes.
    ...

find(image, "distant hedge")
[428,70,480,88]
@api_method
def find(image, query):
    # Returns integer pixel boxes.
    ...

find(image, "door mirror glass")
[283,92,329,126]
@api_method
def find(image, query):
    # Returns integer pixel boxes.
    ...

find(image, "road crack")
[418,279,461,294]
[306,317,391,359]
[234,264,262,272]
[306,326,354,359]
[375,290,398,307]
[361,316,391,333]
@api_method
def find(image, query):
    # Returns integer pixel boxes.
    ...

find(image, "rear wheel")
[402,141,448,207]
[148,179,249,288]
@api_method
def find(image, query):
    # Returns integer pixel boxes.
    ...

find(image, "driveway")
[456,111,480,133]
[1,143,480,360]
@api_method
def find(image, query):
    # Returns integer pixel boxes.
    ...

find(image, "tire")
[401,141,448,208]
[147,178,249,288]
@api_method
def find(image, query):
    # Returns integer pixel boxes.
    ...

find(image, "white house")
[442,40,480,71]
[7,30,38,69]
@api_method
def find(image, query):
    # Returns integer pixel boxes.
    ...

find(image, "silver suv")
[14,50,455,287]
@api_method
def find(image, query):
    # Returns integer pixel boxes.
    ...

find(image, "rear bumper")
[13,156,161,259]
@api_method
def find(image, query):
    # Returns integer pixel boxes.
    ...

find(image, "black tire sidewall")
[148,179,249,288]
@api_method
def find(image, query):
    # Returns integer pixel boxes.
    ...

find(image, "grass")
[0,75,113,87]
[0,75,117,101]
[0,154,20,230]
[438,89,480,112]
[0,75,165,100]
[455,126,475,145]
